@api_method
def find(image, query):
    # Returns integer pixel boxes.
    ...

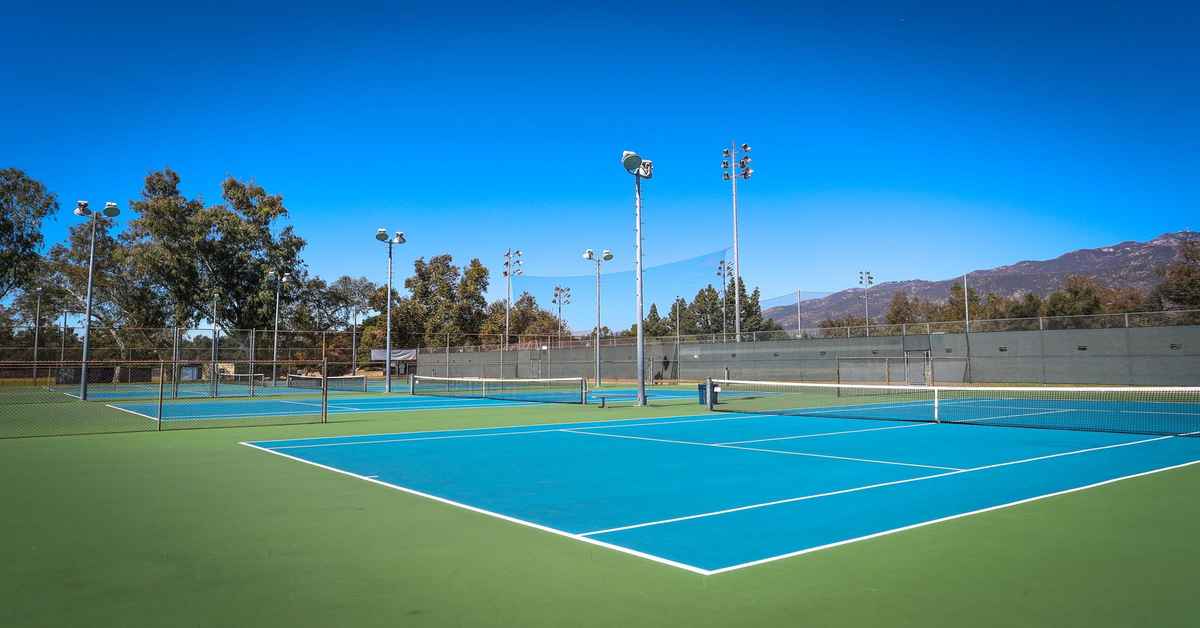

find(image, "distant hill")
[765,231,1196,327]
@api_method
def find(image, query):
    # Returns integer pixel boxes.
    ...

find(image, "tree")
[1150,237,1200,309]
[330,276,377,330]
[0,168,58,300]
[124,169,208,326]
[456,259,490,343]
[665,296,696,337]
[884,292,919,324]
[204,177,306,330]
[689,285,724,335]
[1043,275,1104,318]
[479,292,563,346]
[125,171,306,330]
[43,213,169,361]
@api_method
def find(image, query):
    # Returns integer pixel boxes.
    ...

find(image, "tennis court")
[105,385,704,421]
[243,384,1200,574]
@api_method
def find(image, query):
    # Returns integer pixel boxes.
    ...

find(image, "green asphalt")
[2,393,1198,627]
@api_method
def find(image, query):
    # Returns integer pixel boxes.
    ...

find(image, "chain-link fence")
[0,359,398,439]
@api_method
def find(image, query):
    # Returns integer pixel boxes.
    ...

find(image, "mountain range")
[765,231,1196,327]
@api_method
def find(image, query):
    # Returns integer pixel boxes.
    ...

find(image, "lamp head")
[375,228,388,242]
[102,201,120,217]
[621,150,642,174]
[583,249,594,260]
[74,200,90,216]
[741,143,751,152]
[601,249,613,261]
[393,231,406,244]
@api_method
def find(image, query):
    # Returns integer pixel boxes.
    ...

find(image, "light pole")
[73,200,119,400]
[795,289,802,338]
[582,248,613,386]
[716,260,728,342]
[858,270,874,337]
[722,142,753,342]
[622,150,653,406]
[376,228,406,392]
[963,273,970,331]
[267,270,290,386]
[502,249,523,350]
[551,285,571,346]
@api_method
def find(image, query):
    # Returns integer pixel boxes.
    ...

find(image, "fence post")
[1124,312,1130,328]
[248,329,256,396]
[157,361,165,431]
[320,359,329,423]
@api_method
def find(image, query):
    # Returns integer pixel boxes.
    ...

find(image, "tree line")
[1,167,778,355]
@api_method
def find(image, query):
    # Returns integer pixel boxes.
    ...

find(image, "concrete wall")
[417,325,1200,386]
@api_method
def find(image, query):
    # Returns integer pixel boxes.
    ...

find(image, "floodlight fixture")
[621,150,643,174]
[102,201,120,217]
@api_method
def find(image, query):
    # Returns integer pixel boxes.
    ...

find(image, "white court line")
[237,441,713,575]
[578,433,1180,537]
[279,399,324,409]
[269,414,765,450]
[563,429,963,471]
[705,455,1200,575]
[249,411,760,448]
[719,422,936,445]
[105,403,159,422]
[117,399,548,422]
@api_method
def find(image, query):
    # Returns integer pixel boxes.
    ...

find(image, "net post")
[706,377,715,410]
[157,360,165,431]
[933,388,940,422]
[321,359,329,423]
[409,375,416,395]
[580,377,587,405]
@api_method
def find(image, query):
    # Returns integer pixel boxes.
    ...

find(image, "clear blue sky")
[6,2,1198,328]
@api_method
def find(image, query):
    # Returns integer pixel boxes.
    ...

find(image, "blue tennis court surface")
[243,411,1200,574]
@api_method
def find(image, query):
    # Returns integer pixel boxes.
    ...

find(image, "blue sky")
[5,2,1198,329]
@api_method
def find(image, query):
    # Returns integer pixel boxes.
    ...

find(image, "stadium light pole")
[858,270,874,337]
[582,248,613,386]
[267,270,290,386]
[73,200,119,401]
[551,285,571,346]
[716,260,728,342]
[622,150,652,406]
[722,142,753,342]
[376,228,406,392]
[502,249,523,351]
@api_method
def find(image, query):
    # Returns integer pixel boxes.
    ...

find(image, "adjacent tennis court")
[243,396,1200,574]
[106,386,704,421]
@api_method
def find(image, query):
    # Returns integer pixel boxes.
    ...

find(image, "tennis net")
[411,375,586,404]
[218,373,265,388]
[286,374,369,392]
[707,379,1200,437]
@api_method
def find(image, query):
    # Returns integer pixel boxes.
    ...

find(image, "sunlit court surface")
[244,389,1200,574]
